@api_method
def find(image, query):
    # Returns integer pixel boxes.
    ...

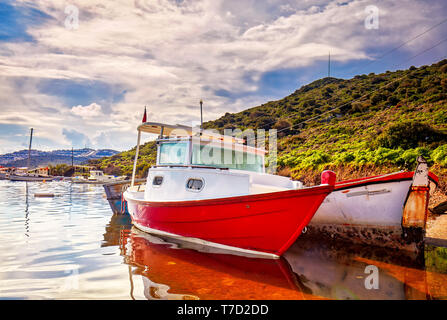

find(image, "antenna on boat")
[200,99,203,133]
[328,51,331,77]
[27,128,33,170]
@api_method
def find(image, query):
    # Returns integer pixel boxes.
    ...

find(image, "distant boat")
[103,179,146,215]
[72,170,127,184]
[0,167,11,180]
[7,129,55,182]
[8,174,54,182]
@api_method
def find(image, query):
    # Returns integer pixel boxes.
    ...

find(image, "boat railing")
[152,165,229,170]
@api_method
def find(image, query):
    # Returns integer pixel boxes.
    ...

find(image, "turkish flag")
[142,106,147,123]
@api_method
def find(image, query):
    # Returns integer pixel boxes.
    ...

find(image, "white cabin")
[130,122,302,202]
[88,170,117,182]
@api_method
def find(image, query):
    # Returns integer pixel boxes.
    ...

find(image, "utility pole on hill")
[328,51,331,78]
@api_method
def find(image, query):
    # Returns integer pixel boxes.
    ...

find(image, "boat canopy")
[131,121,266,186]
[138,122,245,144]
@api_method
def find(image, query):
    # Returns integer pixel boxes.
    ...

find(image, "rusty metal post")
[402,156,430,229]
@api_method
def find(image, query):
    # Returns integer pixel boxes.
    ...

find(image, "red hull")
[125,185,333,257]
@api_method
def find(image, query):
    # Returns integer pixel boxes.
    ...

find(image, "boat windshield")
[159,142,188,165]
[191,144,264,173]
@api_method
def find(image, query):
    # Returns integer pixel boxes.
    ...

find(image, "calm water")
[0,180,446,300]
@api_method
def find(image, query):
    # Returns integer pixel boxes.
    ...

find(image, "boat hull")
[124,185,333,257]
[103,179,145,215]
[314,179,413,226]
[8,175,54,182]
[304,171,438,251]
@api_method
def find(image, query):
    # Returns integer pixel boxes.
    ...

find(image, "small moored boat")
[103,178,146,215]
[306,157,439,251]
[124,122,335,258]
[72,170,126,184]
[8,174,54,182]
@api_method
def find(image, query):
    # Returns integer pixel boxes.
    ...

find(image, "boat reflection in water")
[120,227,309,300]
[104,217,446,300]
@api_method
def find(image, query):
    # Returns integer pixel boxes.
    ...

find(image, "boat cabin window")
[191,144,264,173]
[186,178,204,191]
[159,142,188,165]
[152,176,163,186]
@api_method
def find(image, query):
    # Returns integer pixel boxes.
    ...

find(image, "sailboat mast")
[200,99,203,131]
[27,128,34,170]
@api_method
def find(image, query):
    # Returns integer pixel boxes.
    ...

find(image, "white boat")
[88,170,125,182]
[305,157,439,251]
[72,170,126,184]
[8,174,54,182]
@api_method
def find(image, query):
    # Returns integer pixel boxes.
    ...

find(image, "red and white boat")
[124,122,335,258]
[307,157,439,250]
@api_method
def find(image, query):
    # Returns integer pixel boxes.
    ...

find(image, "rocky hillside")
[92,60,447,193]
[0,148,119,168]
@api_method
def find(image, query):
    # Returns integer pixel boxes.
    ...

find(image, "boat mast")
[27,128,34,170]
[131,107,147,187]
[131,129,141,187]
[200,99,203,132]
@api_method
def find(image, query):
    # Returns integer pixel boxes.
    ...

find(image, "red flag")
[142,106,147,123]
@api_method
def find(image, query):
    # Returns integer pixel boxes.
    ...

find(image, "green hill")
[91,59,447,191]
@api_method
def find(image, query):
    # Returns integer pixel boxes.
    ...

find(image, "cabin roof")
[138,122,246,144]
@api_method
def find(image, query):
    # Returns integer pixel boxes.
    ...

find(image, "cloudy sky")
[0,0,446,153]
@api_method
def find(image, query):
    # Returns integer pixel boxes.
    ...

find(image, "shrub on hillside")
[273,119,292,137]
[377,120,447,149]
[104,164,122,176]
[432,145,447,166]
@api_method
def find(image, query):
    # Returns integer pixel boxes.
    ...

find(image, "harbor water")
[0,180,446,300]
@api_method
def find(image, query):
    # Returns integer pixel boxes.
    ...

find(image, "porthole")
[152,176,163,186]
[186,178,204,191]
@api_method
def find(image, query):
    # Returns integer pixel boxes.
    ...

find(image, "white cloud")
[0,0,446,152]
[71,103,102,119]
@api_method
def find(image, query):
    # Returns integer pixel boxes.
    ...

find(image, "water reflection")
[24,182,30,237]
[1,180,446,300]
[107,218,447,300]
[284,240,424,300]
[121,228,306,300]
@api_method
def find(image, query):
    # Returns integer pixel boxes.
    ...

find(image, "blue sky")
[0,0,51,42]
[0,0,446,153]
